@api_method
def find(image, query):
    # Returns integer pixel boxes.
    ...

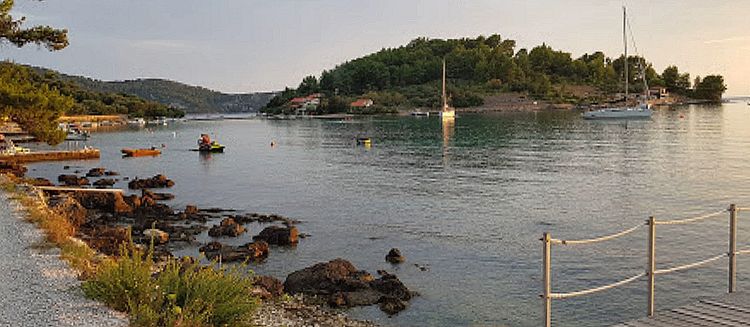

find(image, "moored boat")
[121,148,161,157]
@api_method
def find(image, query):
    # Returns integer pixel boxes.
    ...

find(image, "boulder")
[72,192,132,214]
[93,178,116,188]
[184,204,199,215]
[47,194,88,228]
[0,161,26,177]
[284,259,415,314]
[208,218,246,237]
[104,170,120,176]
[142,190,174,201]
[253,275,284,299]
[128,174,174,189]
[27,178,54,186]
[283,259,369,295]
[123,194,142,209]
[80,226,130,256]
[253,225,298,245]
[85,167,106,177]
[385,248,405,264]
[379,297,408,315]
[143,228,169,244]
[57,174,89,186]
[200,241,268,263]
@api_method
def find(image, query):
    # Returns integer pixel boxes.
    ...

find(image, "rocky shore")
[1,162,418,326]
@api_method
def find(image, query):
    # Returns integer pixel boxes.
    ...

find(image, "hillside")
[264,34,726,114]
[31,67,276,114]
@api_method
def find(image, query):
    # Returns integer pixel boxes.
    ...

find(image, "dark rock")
[370,272,413,301]
[284,259,416,313]
[142,190,174,201]
[79,225,129,256]
[123,194,142,209]
[385,248,405,264]
[63,165,70,170]
[93,178,116,188]
[86,167,106,177]
[47,194,88,228]
[0,161,26,177]
[283,259,369,295]
[72,192,132,214]
[184,204,199,215]
[127,174,174,189]
[104,170,120,176]
[27,177,54,186]
[379,297,407,315]
[253,275,284,299]
[208,218,246,237]
[253,225,298,245]
[200,240,268,263]
[143,228,169,244]
[199,241,223,253]
[57,174,89,186]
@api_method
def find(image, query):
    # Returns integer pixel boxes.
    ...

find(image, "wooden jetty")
[541,204,750,327]
[0,149,100,163]
[614,293,750,326]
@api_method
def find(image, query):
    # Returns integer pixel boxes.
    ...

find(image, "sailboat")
[583,6,652,120]
[440,59,456,119]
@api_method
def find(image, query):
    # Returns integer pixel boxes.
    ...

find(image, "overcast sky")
[3,0,749,95]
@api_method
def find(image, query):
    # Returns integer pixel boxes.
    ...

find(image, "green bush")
[83,239,258,327]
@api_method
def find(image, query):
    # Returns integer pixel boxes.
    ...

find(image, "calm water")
[26,102,750,326]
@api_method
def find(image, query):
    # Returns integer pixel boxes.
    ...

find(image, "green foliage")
[0,0,68,51]
[83,240,258,327]
[81,238,154,312]
[265,35,727,111]
[0,62,70,144]
[693,75,726,102]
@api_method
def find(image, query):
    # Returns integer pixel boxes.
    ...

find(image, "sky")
[3,0,749,95]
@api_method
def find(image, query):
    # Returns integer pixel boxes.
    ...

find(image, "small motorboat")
[121,148,161,157]
[198,143,225,152]
[356,137,371,146]
[410,111,430,117]
[196,134,225,152]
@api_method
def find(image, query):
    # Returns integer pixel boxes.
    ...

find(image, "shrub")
[83,239,258,327]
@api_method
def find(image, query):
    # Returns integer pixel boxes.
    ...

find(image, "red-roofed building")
[350,98,374,109]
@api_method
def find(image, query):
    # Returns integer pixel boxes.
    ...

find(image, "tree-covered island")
[262,35,727,115]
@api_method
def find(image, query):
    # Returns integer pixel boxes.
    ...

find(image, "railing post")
[729,204,737,293]
[647,216,656,317]
[543,232,552,327]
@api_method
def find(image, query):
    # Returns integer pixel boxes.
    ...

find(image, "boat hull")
[121,148,161,157]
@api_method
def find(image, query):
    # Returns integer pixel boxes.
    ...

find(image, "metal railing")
[541,204,743,327]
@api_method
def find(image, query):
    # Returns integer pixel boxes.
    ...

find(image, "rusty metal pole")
[543,232,552,327]
[647,216,656,317]
[729,204,737,293]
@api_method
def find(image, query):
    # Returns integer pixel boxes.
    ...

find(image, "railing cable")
[550,272,645,299]
[654,253,726,275]
[550,223,644,245]
[655,209,727,225]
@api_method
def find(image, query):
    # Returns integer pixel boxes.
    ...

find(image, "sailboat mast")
[623,6,628,100]
[442,59,447,109]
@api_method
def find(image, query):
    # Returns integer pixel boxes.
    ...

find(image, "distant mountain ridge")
[30,67,277,113]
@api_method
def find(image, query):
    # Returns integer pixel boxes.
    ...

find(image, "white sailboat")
[440,59,456,119]
[583,6,652,120]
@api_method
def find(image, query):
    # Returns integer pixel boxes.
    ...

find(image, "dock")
[0,149,100,163]
[614,293,750,326]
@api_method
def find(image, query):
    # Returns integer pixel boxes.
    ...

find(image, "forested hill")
[265,34,726,113]
[32,68,277,113]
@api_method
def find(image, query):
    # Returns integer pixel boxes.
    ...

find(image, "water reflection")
[442,116,455,164]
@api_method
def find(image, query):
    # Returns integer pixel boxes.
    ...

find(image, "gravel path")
[0,190,128,327]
